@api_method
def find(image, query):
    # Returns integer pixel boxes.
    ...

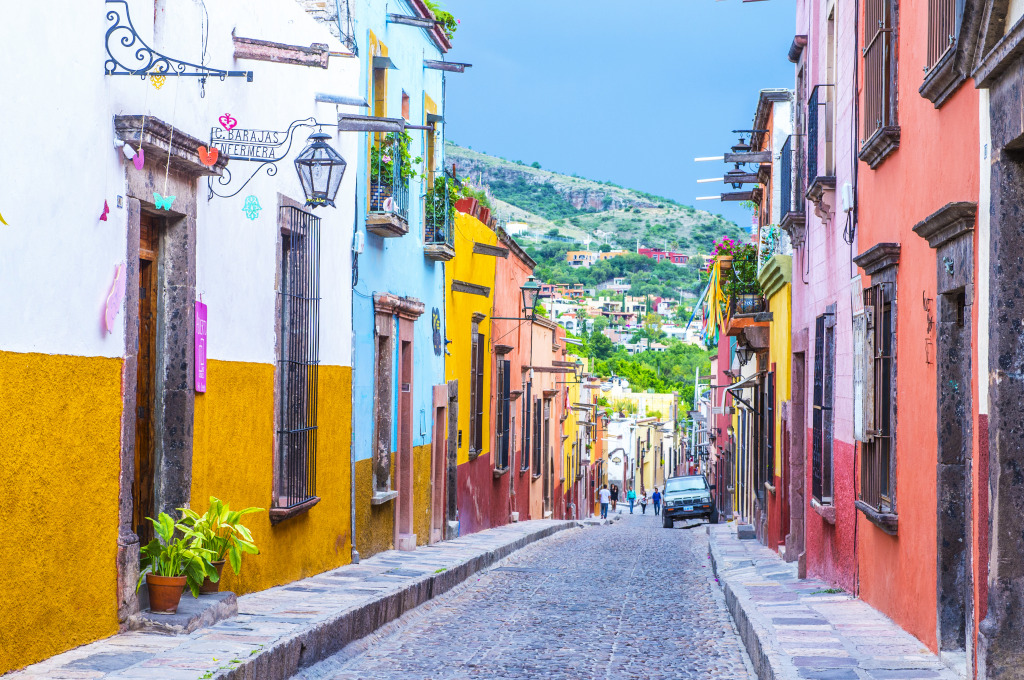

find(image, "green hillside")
[447,142,748,298]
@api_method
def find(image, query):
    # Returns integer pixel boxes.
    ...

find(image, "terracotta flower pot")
[199,560,226,594]
[717,256,733,271]
[146,573,186,614]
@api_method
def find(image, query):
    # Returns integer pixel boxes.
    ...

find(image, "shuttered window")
[860,283,895,510]
[469,322,485,455]
[532,397,542,475]
[812,311,835,504]
[521,382,532,472]
[494,358,511,470]
[863,0,896,140]
[927,0,955,70]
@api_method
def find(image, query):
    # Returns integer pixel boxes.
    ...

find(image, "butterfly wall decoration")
[100,200,110,222]
[0,211,8,225]
[133,147,145,170]
[154,192,175,211]
[105,263,127,334]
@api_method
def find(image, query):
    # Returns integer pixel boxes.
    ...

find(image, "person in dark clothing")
[652,487,662,515]
[610,485,619,511]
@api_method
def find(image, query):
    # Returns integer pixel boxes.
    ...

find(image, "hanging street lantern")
[294,131,347,208]
[521,276,542,320]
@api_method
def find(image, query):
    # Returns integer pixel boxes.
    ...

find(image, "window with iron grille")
[926,0,956,70]
[811,311,836,504]
[494,358,511,470]
[860,283,895,511]
[469,322,485,455]
[277,206,320,508]
[521,383,532,472]
[863,0,897,141]
[532,396,542,475]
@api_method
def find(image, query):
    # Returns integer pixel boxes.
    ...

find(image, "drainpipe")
[349,135,362,565]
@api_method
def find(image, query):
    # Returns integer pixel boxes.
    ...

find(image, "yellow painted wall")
[413,443,432,545]
[0,353,123,674]
[768,282,792,474]
[445,212,498,466]
[355,457,394,556]
[191,360,354,594]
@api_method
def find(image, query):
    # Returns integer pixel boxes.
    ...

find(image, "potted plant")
[369,131,421,212]
[712,237,736,271]
[424,173,458,242]
[179,497,262,594]
[137,513,217,614]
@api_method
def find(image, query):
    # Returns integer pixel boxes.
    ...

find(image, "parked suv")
[662,475,717,527]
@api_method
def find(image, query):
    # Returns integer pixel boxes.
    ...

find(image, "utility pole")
[691,365,700,475]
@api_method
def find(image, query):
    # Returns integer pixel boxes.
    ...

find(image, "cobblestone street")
[294,513,754,680]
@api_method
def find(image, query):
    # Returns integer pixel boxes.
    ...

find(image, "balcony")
[779,135,806,248]
[366,134,410,238]
[806,85,836,213]
[424,169,456,261]
[725,294,769,347]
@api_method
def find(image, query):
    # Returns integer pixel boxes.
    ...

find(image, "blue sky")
[438,0,796,227]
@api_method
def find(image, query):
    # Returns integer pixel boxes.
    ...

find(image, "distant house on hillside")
[637,247,689,265]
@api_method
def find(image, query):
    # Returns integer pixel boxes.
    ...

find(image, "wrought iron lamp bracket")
[104,0,253,81]
[207,118,327,199]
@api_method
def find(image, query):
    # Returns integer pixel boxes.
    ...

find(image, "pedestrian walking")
[627,487,637,514]
[639,491,649,514]
[598,484,610,519]
[652,487,662,516]
[610,484,619,511]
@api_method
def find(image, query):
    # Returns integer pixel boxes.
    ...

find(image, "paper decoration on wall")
[104,263,127,333]
[100,200,110,222]
[198,146,219,167]
[150,74,166,90]
[132,147,145,170]
[154,192,175,210]
[0,211,7,225]
[383,197,395,213]
[218,113,238,131]
[119,142,137,161]
[242,195,261,220]
[195,300,208,393]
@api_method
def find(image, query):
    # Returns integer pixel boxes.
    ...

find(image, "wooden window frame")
[860,282,897,512]
[811,310,836,505]
[494,358,511,471]
[860,0,901,167]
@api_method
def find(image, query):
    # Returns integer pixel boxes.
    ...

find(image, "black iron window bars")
[277,206,321,508]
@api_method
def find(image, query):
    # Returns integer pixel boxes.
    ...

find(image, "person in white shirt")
[598,485,611,519]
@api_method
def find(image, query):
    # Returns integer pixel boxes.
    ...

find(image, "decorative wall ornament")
[198,146,219,166]
[432,308,443,355]
[218,113,238,130]
[100,200,110,222]
[103,1,253,81]
[242,195,262,220]
[132,147,145,170]
[104,263,126,333]
[195,300,208,392]
[943,256,955,276]
[154,192,175,210]
[150,74,166,89]
[0,211,7,225]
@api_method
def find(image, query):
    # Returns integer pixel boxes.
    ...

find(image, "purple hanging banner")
[195,300,208,393]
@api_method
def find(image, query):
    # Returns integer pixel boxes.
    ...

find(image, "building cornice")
[853,243,901,276]
[911,201,977,249]
[114,115,226,178]
[374,293,425,320]
[757,255,793,300]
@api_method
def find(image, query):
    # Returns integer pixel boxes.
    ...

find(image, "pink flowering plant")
[370,131,420,188]
[711,237,737,259]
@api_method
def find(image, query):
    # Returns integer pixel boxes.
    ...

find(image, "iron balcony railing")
[780,135,804,220]
[864,0,894,140]
[369,134,410,221]
[807,84,834,186]
[424,168,456,249]
[729,294,767,317]
[926,0,955,70]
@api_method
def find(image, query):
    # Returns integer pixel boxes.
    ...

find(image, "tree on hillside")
[592,316,609,333]
[589,332,616,360]
[531,161,541,169]
[599,243,611,252]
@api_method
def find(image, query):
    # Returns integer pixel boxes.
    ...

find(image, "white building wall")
[0,0,358,366]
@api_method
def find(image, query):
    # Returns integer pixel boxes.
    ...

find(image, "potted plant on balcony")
[424,172,458,243]
[424,0,458,41]
[179,497,262,594]
[137,512,217,614]
[712,237,736,271]
[723,243,763,314]
[369,131,421,212]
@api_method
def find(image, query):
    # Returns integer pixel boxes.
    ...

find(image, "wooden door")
[134,214,158,543]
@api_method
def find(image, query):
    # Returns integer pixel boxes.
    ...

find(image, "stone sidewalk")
[708,523,961,680]
[8,519,580,680]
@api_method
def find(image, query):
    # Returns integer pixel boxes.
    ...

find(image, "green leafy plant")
[370,131,421,187]
[425,173,458,232]
[179,497,263,576]
[424,0,458,40]
[722,243,762,297]
[137,513,218,597]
